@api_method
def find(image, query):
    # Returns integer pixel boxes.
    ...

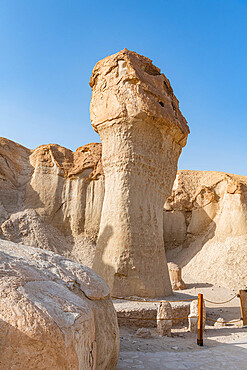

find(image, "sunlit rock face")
[0,239,119,369]
[0,138,105,266]
[164,170,247,290]
[90,49,189,298]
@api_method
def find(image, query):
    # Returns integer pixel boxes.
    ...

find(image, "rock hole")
[159,101,165,107]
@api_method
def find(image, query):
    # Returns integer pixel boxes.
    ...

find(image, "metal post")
[197,293,203,346]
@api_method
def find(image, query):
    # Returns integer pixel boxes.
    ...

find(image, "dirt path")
[117,283,247,368]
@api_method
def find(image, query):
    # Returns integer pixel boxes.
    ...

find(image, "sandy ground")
[116,282,247,368]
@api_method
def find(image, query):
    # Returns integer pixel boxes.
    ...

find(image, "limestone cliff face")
[0,137,32,219]
[0,137,104,265]
[26,142,104,239]
[164,170,247,290]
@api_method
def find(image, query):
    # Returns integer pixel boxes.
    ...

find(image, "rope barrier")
[117,316,189,321]
[113,294,239,305]
[117,315,242,324]
[204,294,238,305]
[112,296,195,303]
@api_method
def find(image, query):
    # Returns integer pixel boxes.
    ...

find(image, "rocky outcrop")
[0,137,104,266]
[1,137,246,291]
[26,142,104,240]
[167,262,186,290]
[0,137,32,219]
[164,170,247,290]
[0,239,119,369]
[90,49,189,298]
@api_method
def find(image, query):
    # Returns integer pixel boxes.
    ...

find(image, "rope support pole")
[197,293,203,346]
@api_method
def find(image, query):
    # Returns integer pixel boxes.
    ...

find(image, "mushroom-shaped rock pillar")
[90,49,189,298]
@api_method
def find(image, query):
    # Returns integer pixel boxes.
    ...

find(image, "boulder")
[90,49,189,297]
[167,262,186,290]
[0,240,119,369]
[214,317,226,327]
[135,328,152,338]
[157,301,172,336]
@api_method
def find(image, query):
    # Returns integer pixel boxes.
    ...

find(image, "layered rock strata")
[0,239,119,369]
[164,170,247,290]
[1,138,247,291]
[90,49,189,297]
[0,138,104,265]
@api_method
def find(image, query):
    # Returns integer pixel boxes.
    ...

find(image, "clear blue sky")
[0,0,246,175]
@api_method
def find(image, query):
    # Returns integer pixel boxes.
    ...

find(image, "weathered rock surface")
[0,137,104,266]
[167,262,186,290]
[165,170,247,290]
[1,137,247,291]
[157,301,172,336]
[90,49,189,297]
[214,317,226,327]
[0,239,119,369]
[135,328,152,338]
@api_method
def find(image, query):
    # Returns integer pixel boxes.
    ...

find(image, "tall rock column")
[90,49,189,298]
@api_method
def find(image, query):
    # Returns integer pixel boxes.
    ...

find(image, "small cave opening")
[159,101,165,107]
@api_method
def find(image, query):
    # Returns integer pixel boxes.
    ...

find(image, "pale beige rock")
[90,49,189,298]
[214,317,226,327]
[1,143,246,293]
[167,262,186,290]
[0,137,32,220]
[26,142,104,241]
[0,240,119,369]
[135,328,152,338]
[0,138,104,267]
[157,301,172,336]
[163,211,187,248]
[165,170,247,290]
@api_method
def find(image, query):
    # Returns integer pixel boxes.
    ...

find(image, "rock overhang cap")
[89,49,190,147]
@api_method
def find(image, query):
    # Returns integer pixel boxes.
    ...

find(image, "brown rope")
[117,316,188,321]
[113,294,239,305]
[112,296,195,303]
[204,294,238,305]
[117,315,242,324]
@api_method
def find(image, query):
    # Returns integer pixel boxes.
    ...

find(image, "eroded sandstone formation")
[164,170,247,290]
[89,49,189,298]
[0,239,119,369]
[167,262,186,290]
[1,137,247,291]
[0,137,104,265]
